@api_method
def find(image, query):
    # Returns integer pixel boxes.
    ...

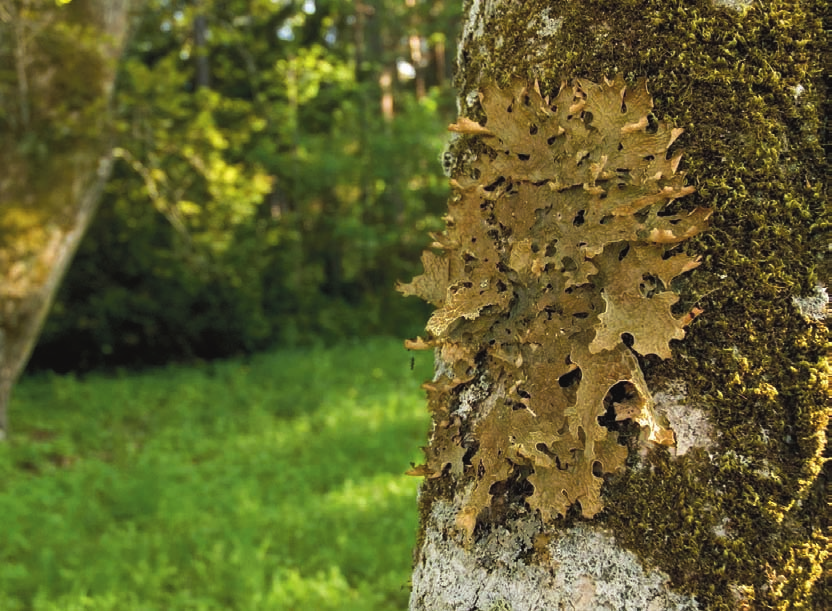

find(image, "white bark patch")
[410,500,700,611]
[792,284,828,322]
[712,0,753,10]
[458,0,504,102]
[452,374,490,420]
[460,0,502,49]
[653,381,715,456]
[532,8,562,38]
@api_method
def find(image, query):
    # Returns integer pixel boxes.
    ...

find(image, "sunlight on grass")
[0,338,432,611]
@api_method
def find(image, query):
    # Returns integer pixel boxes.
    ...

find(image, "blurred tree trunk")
[193,7,210,89]
[0,0,141,439]
[407,1,827,610]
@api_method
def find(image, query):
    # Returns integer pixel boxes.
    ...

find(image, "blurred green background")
[23,0,459,373]
[2,1,460,609]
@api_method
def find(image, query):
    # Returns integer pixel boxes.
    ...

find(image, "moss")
[412,0,828,609]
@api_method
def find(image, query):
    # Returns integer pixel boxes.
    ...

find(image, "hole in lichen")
[646,113,659,134]
[621,332,634,347]
[517,153,531,161]
[617,142,624,151]
[583,110,594,125]
[640,274,661,297]
[618,244,630,260]
[496,280,507,292]
[573,210,586,226]
[620,101,627,113]
[573,312,589,319]
[462,440,479,467]
[531,242,540,253]
[547,134,558,145]
[545,242,558,257]
[529,124,538,135]
[598,381,642,444]
[472,167,481,180]
[483,177,505,192]
[518,389,531,399]
[643,154,655,162]
[600,214,613,224]
[634,209,650,223]
[558,366,582,388]
[592,461,603,477]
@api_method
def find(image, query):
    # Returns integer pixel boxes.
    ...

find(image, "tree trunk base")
[410,497,699,611]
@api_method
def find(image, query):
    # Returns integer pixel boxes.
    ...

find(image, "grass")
[0,337,433,611]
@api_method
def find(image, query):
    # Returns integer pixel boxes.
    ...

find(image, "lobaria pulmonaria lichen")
[400,76,709,536]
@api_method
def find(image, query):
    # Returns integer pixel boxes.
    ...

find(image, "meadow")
[0,338,432,611]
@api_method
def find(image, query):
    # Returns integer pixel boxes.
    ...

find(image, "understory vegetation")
[0,338,431,611]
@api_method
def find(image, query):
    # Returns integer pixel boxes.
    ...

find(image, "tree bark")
[406,1,828,610]
[0,0,141,439]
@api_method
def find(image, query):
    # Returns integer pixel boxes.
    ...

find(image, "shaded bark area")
[409,1,827,610]
[0,0,139,438]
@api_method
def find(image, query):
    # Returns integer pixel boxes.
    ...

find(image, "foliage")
[400,78,708,536]
[0,338,432,610]
[27,0,460,371]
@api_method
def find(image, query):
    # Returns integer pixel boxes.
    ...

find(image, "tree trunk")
[403,1,828,610]
[0,0,140,439]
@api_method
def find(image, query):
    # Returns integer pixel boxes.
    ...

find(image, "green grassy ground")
[0,338,432,611]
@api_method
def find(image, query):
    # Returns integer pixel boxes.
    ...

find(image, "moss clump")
[415,0,828,609]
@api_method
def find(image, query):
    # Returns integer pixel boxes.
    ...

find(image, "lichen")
[401,76,706,536]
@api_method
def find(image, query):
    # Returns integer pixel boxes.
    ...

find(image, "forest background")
[5,0,460,374]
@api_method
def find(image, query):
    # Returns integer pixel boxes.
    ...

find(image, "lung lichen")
[400,77,708,536]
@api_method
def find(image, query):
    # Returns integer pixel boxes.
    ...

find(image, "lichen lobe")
[400,76,709,535]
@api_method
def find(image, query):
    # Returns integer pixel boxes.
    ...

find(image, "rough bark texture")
[408,1,828,610]
[0,0,139,439]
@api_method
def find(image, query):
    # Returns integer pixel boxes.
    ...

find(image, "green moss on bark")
[414,1,828,609]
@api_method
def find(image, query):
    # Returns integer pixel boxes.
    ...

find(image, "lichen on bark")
[400,76,707,535]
